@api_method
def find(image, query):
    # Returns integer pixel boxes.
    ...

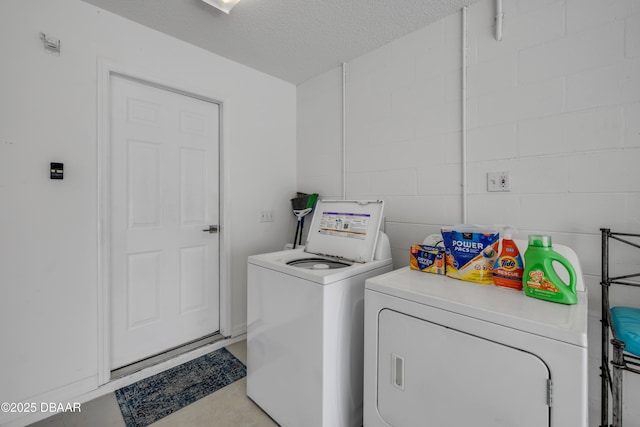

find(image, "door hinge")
[547,379,553,407]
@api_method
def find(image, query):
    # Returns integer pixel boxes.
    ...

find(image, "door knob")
[202,225,218,233]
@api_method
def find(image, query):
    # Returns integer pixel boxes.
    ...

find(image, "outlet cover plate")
[487,171,511,192]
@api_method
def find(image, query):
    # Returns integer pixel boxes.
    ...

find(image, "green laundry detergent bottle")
[523,235,577,305]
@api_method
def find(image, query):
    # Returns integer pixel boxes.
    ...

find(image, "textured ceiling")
[81,0,482,85]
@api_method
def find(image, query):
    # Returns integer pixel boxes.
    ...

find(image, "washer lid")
[304,200,384,263]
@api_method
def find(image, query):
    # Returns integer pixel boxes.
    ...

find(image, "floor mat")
[115,347,246,427]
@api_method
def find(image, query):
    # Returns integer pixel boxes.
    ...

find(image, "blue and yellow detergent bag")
[410,245,445,275]
[441,225,500,284]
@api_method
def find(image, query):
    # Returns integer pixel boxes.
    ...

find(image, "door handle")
[202,225,218,233]
[391,353,404,391]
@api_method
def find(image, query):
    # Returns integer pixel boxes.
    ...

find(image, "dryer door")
[377,309,550,427]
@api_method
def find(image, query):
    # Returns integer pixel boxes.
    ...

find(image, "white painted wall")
[0,0,295,423]
[298,0,640,425]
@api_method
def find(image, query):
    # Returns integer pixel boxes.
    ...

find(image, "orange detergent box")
[410,245,445,275]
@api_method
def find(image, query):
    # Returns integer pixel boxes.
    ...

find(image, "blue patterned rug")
[115,347,246,427]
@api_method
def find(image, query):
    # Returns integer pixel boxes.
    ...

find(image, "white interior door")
[110,75,220,370]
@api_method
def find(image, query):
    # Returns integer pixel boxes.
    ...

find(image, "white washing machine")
[363,241,588,427]
[247,200,393,427]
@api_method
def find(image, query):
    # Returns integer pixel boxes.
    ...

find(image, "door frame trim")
[96,58,231,385]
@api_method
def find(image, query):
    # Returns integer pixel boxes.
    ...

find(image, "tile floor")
[30,341,278,427]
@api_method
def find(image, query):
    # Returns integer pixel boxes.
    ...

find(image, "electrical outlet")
[487,171,511,192]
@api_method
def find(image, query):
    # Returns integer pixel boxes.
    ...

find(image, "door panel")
[180,245,208,313]
[128,140,161,227]
[127,251,160,328]
[377,309,550,427]
[180,147,207,224]
[110,76,220,370]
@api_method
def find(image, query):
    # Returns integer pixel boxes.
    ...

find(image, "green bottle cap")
[528,234,552,248]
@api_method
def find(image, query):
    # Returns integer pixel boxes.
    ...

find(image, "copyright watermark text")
[1,401,81,414]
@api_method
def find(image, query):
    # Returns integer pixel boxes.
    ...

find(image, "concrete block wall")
[297,0,640,424]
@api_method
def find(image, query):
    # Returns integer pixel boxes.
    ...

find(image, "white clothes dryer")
[247,200,393,427]
[363,241,588,427]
